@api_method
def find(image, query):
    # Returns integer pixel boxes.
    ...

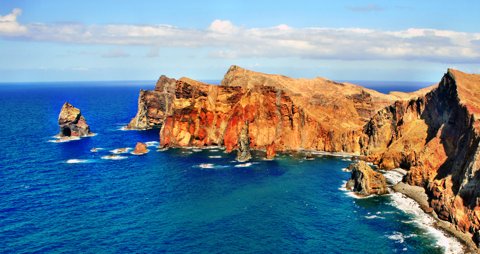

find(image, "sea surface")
[0,81,461,253]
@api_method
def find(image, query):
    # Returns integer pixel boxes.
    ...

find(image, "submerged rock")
[58,102,92,137]
[132,142,149,155]
[346,161,388,196]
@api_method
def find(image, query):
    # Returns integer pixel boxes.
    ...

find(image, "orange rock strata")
[128,66,480,246]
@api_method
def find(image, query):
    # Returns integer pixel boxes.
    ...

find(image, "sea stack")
[346,161,388,196]
[58,102,92,137]
[236,122,252,162]
[132,142,149,155]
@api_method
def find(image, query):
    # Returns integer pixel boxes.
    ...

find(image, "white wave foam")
[192,148,202,152]
[209,155,222,159]
[234,162,253,168]
[365,215,385,220]
[90,148,104,152]
[308,151,357,159]
[110,148,132,154]
[196,163,229,169]
[341,167,350,172]
[386,231,417,246]
[382,168,407,185]
[338,180,372,199]
[101,155,128,160]
[389,193,463,253]
[208,149,220,152]
[65,159,94,164]
[145,141,159,147]
[199,163,215,169]
[131,149,150,155]
[48,136,81,143]
[204,146,221,150]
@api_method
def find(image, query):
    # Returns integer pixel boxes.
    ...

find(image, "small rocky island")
[57,102,92,140]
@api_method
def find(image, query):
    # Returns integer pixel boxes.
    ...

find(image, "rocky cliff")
[128,66,480,245]
[361,69,480,245]
[128,65,417,154]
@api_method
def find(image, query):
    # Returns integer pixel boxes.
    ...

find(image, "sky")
[0,0,479,82]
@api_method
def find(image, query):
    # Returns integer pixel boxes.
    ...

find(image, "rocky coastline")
[127,65,480,249]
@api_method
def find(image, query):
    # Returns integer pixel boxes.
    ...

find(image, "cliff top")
[448,69,480,118]
[220,65,434,129]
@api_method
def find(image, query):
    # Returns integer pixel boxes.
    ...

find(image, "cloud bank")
[1,8,479,63]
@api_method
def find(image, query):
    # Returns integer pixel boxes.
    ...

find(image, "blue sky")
[1,0,479,82]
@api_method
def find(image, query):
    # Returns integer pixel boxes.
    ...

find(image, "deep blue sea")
[0,81,461,253]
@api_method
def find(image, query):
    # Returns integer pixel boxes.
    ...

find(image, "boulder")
[133,142,149,155]
[346,161,388,195]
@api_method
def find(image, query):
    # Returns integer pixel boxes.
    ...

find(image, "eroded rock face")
[58,102,91,137]
[346,161,388,195]
[129,65,412,158]
[236,122,252,162]
[362,69,480,242]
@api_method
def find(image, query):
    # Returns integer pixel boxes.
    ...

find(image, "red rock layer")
[133,65,410,157]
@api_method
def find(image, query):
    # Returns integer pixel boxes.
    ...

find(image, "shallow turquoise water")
[0,82,459,253]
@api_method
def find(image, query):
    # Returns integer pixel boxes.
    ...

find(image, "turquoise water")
[0,82,460,253]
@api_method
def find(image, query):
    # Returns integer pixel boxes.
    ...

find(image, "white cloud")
[208,19,238,34]
[0,8,27,35]
[1,8,480,64]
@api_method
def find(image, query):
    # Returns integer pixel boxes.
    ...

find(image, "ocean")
[0,81,461,253]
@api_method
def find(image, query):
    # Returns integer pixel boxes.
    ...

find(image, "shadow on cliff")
[418,73,478,204]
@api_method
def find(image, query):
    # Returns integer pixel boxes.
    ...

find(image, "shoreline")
[392,182,478,253]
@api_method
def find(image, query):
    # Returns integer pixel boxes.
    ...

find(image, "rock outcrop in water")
[132,142,149,155]
[58,102,92,137]
[346,161,388,195]
[128,66,480,246]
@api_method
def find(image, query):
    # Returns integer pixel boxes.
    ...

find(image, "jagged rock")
[133,65,417,156]
[362,69,480,243]
[129,66,480,246]
[132,142,149,155]
[266,143,276,159]
[236,122,251,162]
[58,102,91,137]
[346,161,388,195]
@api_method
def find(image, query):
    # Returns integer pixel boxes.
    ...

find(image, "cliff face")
[362,69,480,242]
[128,66,480,244]
[129,65,413,155]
